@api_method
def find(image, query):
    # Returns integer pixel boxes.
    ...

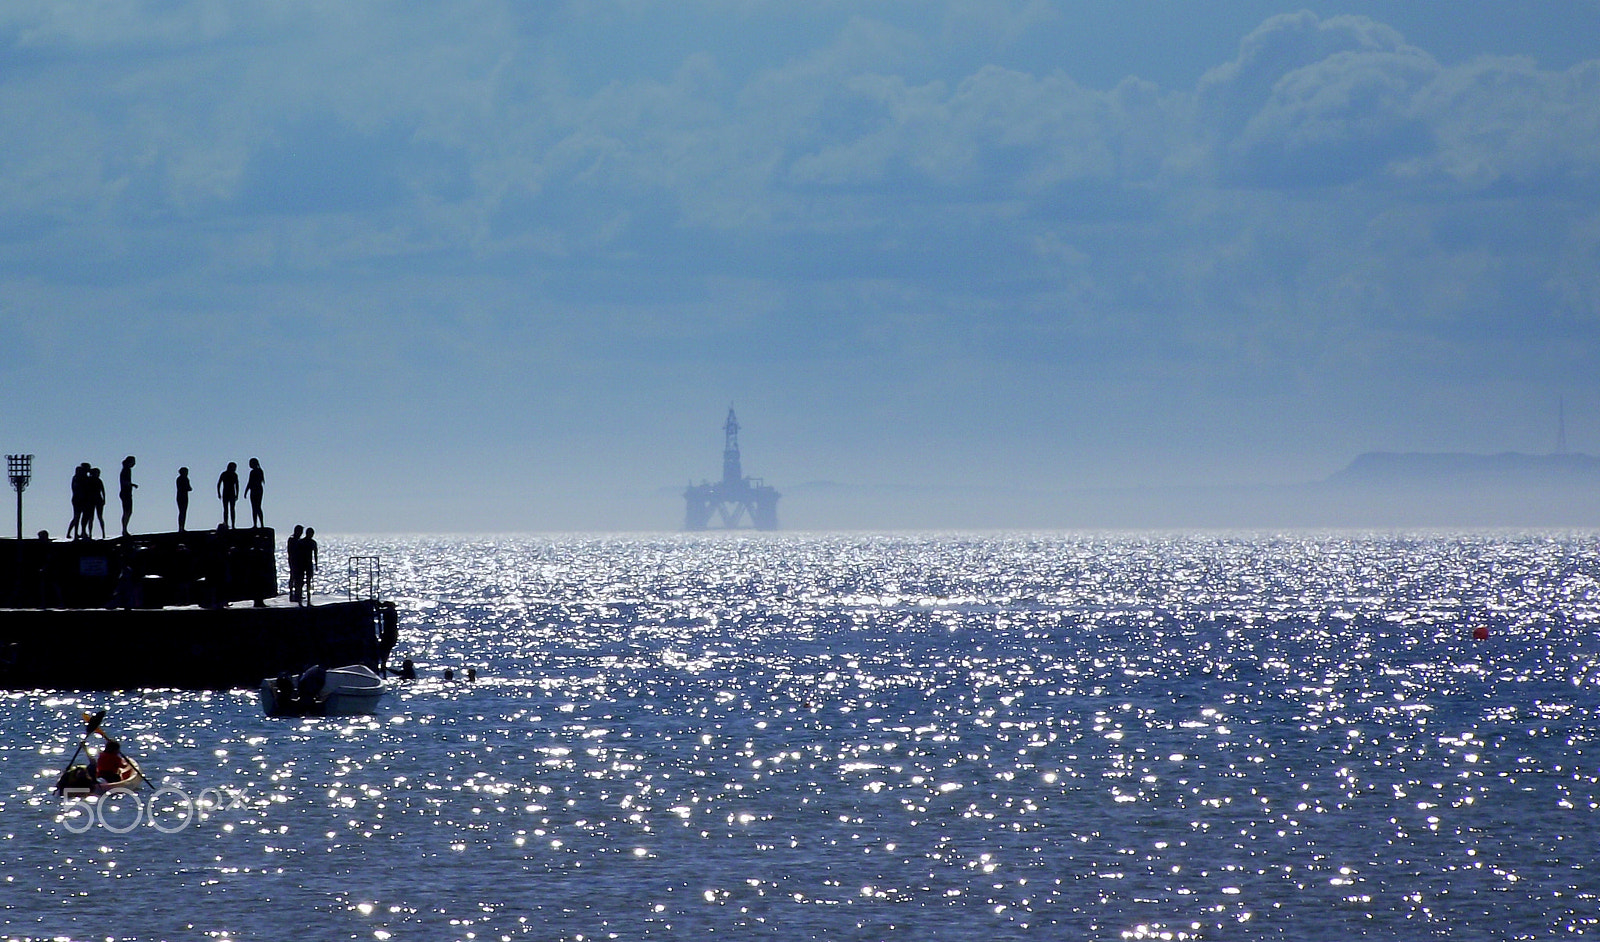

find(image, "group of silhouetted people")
[65,457,139,539]
[285,524,318,604]
[65,463,108,540]
[215,458,266,530]
[66,457,268,538]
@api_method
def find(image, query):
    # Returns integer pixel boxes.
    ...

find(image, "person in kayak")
[95,737,127,783]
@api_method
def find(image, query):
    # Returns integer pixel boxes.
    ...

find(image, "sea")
[3,531,1599,941]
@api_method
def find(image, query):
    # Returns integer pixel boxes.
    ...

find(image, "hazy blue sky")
[2,1,1597,531]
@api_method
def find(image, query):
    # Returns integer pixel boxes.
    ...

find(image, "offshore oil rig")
[684,408,780,530]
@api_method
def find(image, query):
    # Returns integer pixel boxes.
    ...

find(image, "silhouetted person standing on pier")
[286,524,305,603]
[118,456,137,537]
[176,467,193,531]
[91,468,107,539]
[66,464,89,539]
[301,527,318,604]
[245,458,265,529]
[217,462,239,529]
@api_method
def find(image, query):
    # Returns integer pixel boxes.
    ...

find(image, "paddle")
[122,754,156,791]
[54,709,106,791]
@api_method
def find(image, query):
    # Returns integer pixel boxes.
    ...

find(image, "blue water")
[4,532,1599,940]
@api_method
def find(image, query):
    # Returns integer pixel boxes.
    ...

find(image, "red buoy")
[1472,625,1489,641]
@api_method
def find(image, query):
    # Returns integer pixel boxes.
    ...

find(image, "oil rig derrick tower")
[684,408,780,530]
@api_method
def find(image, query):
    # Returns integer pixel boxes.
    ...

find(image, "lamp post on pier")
[8,454,32,542]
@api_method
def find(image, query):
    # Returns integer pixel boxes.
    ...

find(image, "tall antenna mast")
[722,406,742,485]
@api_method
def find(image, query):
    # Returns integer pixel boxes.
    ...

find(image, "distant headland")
[1327,451,1600,488]
[756,451,1600,530]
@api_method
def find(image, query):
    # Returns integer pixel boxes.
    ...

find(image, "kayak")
[55,758,141,795]
[52,709,148,796]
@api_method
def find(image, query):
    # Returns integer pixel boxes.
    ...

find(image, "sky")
[1,1,1598,532]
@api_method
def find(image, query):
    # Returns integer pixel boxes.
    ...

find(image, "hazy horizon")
[3,2,1597,532]
[14,446,1600,535]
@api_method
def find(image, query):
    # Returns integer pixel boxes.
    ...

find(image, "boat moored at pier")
[260,664,386,717]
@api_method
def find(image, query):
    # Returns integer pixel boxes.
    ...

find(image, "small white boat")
[260,664,385,717]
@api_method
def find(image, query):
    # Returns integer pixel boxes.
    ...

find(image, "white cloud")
[1198,12,1419,132]
[1415,56,1600,191]
[3,0,235,50]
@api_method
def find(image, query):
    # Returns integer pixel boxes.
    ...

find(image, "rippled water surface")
[5,532,1600,940]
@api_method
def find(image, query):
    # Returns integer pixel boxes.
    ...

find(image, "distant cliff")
[688,455,1600,530]
[1328,451,1600,488]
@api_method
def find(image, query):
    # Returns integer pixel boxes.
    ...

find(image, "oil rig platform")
[684,409,780,530]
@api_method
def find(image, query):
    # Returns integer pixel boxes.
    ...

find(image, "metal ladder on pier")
[346,556,381,601]
[346,556,398,670]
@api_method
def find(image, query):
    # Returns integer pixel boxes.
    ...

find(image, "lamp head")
[6,454,32,491]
